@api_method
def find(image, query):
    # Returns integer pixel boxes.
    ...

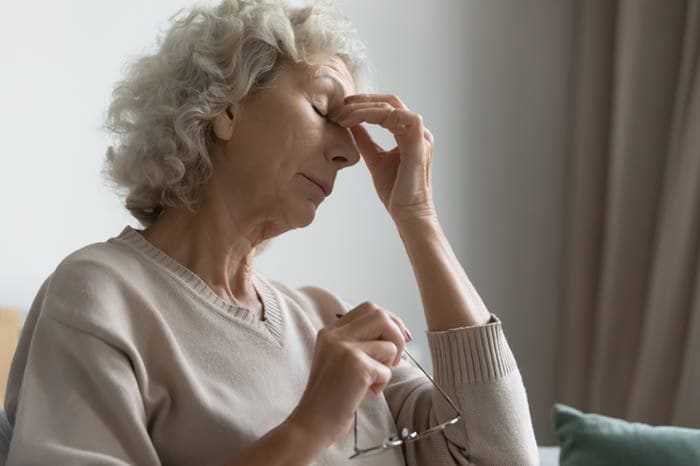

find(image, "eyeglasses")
[347,337,463,460]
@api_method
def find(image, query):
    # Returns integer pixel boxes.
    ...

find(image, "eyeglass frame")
[335,315,463,460]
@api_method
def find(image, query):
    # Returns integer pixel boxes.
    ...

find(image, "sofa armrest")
[0,308,21,403]
[539,445,560,466]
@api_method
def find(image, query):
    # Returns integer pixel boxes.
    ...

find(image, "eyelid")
[311,95,329,117]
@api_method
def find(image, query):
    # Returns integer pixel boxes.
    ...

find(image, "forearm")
[222,420,325,466]
[393,212,492,331]
[391,212,539,465]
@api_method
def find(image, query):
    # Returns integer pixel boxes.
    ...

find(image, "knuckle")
[364,370,381,387]
[316,326,328,339]
[379,311,394,327]
[328,338,350,357]
[317,327,340,345]
[364,300,379,310]
[345,348,366,370]
[378,364,392,381]
[387,341,399,358]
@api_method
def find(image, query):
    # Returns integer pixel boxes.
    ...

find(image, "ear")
[212,105,236,141]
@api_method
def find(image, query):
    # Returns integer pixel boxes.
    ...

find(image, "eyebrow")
[312,73,349,99]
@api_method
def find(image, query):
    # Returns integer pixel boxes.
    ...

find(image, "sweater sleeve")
[382,314,539,466]
[6,313,160,466]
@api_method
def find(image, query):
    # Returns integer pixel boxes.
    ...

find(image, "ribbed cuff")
[426,314,518,385]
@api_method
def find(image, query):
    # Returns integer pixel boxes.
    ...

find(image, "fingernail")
[406,329,413,341]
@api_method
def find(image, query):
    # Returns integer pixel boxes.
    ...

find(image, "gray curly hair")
[101,0,373,230]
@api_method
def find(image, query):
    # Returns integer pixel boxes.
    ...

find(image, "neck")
[139,202,263,312]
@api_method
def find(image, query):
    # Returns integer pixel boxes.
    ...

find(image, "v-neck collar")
[112,225,285,348]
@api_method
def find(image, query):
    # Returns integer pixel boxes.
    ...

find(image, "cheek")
[253,97,326,186]
[276,112,324,164]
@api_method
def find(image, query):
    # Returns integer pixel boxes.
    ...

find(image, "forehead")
[304,56,355,97]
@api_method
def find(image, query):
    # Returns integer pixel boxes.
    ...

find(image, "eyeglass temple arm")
[335,314,464,450]
[352,346,464,454]
[400,346,463,417]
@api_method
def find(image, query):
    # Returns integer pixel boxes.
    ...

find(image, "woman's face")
[209,55,361,235]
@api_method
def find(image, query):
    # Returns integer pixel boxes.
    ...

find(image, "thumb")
[349,124,382,167]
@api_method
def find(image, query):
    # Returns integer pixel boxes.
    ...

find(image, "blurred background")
[1,0,698,447]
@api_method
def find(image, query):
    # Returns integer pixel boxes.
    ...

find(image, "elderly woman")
[3,0,538,465]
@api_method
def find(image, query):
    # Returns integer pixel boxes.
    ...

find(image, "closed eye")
[312,105,328,120]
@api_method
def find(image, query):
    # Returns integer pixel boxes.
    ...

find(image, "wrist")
[392,209,441,240]
[284,408,333,452]
[391,205,439,229]
[222,417,326,466]
[277,418,328,462]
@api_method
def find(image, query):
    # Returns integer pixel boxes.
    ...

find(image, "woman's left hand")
[329,94,436,222]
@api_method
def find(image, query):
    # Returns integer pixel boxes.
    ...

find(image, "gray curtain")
[558,0,700,426]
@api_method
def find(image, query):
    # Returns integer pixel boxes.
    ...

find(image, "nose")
[325,126,361,169]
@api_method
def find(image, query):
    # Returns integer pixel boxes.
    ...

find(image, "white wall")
[0,0,575,445]
[0,0,193,309]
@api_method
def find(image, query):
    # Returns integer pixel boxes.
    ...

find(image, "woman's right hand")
[286,301,413,450]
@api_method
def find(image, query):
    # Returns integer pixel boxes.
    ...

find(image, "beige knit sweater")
[4,225,539,465]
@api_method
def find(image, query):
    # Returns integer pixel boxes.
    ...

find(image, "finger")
[385,311,413,342]
[329,101,393,123]
[333,301,381,333]
[338,108,424,139]
[354,340,399,367]
[348,123,385,159]
[384,312,412,366]
[337,301,400,331]
[348,125,398,178]
[423,128,434,145]
[345,93,409,111]
[423,129,434,161]
[359,351,394,396]
[343,306,406,366]
[334,300,377,325]
[338,107,405,130]
[335,305,410,366]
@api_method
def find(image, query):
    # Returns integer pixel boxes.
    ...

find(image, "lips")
[301,174,332,197]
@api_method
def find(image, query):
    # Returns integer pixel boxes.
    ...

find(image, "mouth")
[301,174,331,197]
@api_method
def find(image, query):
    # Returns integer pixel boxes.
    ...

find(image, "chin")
[300,203,317,227]
[289,200,318,228]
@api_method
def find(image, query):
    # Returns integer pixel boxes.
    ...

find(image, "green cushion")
[552,403,700,466]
